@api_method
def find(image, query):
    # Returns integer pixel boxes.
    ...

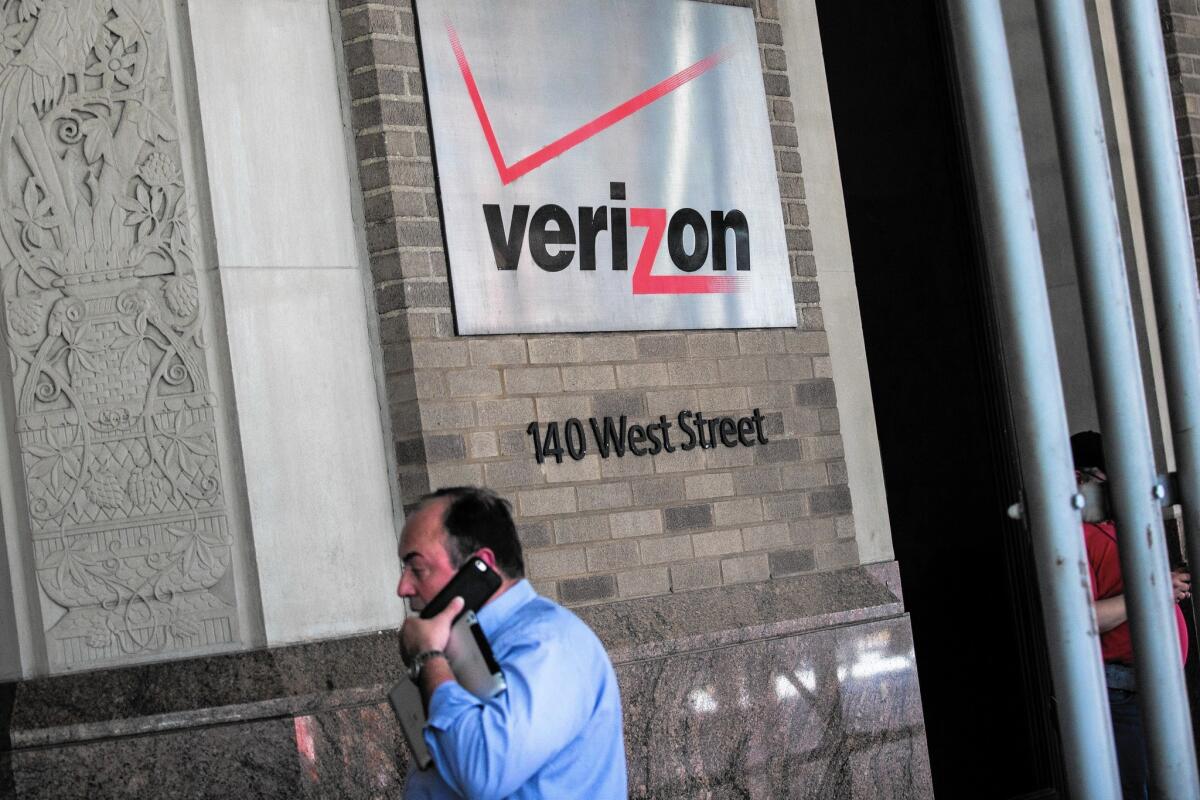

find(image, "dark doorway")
[815,2,1066,797]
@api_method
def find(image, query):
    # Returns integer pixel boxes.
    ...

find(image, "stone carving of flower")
[154,411,213,478]
[116,182,163,241]
[27,427,82,493]
[86,36,136,88]
[164,274,198,318]
[85,461,126,509]
[127,467,165,509]
[12,178,59,248]
[167,521,230,577]
[41,537,96,598]
[8,293,43,336]
[139,151,181,189]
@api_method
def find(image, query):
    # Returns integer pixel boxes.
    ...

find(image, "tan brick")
[704,445,756,469]
[616,362,672,388]
[668,360,723,386]
[786,408,823,436]
[747,384,793,407]
[737,330,786,354]
[640,534,694,564]
[785,330,829,354]
[692,529,743,558]
[420,401,475,430]
[766,355,815,382]
[529,579,559,601]
[631,475,685,505]
[477,398,535,427]
[836,514,856,539]
[484,459,543,489]
[555,514,611,544]
[609,509,663,538]
[714,497,764,526]
[505,366,563,394]
[646,388,697,413]
[561,365,616,391]
[685,472,735,500]
[815,539,859,570]
[428,462,483,488]
[696,386,750,411]
[733,466,782,495]
[780,462,828,491]
[528,337,582,364]
[579,335,637,362]
[671,560,723,591]
[617,566,671,598]
[721,552,770,584]
[528,547,587,579]
[741,522,793,552]
[813,356,834,378]
[414,371,448,399]
[802,435,845,460]
[469,338,527,365]
[600,454,655,478]
[763,494,808,521]
[518,486,576,517]
[637,334,688,359]
[652,446,707,474]
[535,396,592,421]
[412,340,470,368]
[446,368,502,397]
[686,331,739,358]
[543,455,601,483]
[791,517,839,545]
[468,432,499,458]
[719,357,768,384]
[577,482,633,511]
[586,540,641,572]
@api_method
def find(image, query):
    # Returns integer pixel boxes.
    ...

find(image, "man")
[396,486,627,799]
[1071,432,1191,800]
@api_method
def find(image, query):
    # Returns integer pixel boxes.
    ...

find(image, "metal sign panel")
[416,0,797,334]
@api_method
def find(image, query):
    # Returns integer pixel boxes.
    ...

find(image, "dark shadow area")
[815,1,1066,797]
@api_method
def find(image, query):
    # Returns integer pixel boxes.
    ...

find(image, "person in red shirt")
[1072,431,1191,800]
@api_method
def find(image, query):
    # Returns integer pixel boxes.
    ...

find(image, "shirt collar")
[477,578,536,638]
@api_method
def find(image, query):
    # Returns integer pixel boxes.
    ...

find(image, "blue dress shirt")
[404,579,627,800]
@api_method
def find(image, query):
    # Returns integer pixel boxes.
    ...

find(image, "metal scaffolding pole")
[1111,0,1200,678]
[946,2,1121,797]
[1035,0,1200,795]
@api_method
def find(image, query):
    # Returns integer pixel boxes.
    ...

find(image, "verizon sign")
[415,0,797,334]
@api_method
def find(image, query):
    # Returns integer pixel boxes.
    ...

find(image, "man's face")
[397,499,460,610]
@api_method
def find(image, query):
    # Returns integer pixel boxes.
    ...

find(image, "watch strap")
[408,649,446,682]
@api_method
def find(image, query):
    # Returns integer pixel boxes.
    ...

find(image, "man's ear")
[474,547,500,573]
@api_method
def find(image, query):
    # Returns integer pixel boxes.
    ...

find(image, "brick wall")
[337,0,859,606]
[1162,0,1200,252]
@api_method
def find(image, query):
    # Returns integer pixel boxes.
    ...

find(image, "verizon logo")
[448,21,748,295]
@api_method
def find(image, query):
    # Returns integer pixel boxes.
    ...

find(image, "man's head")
[396,486,524,608]
[1070,430,1107,484]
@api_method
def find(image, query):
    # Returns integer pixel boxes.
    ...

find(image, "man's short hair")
[420,486,525,579]
[1070,430,1106,473]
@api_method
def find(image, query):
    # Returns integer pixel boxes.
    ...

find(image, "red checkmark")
[447,20,733,185]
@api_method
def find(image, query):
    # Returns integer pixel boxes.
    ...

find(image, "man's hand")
[1173,569,1192,604]
[401,596,465,662]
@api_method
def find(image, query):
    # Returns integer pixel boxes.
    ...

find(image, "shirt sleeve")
[422,634,594,800]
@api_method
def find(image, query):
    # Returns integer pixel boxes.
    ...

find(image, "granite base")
[1,562,932,799]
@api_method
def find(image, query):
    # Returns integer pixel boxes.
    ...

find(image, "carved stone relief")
[0,0,240,669]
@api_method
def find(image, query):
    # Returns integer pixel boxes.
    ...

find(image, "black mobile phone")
[419,557,502,619]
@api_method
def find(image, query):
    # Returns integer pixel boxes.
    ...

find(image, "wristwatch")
[407,649,446,682]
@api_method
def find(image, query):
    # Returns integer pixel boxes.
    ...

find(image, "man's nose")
[397,572,414,598]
